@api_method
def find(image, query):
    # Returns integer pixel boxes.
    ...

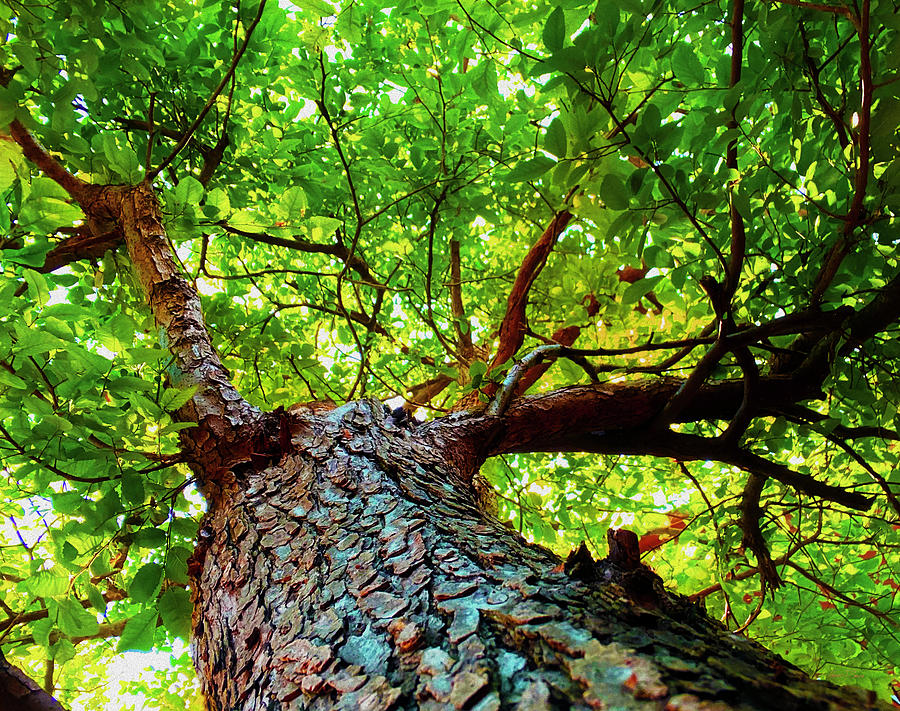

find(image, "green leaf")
[166,545,192,585]
[174,176,204,206]
[600,174,629,210]
[276,186,308,221]
[308,216,342,241]
[129,563,164,603]
[672,44,705,84]
[159,384,198,412]
[55,598,100,637]
[543,7,566,52]
[133,528,168,549]
[296,0,334,16]
[117,609,159,652]
[50,638,76,663]
[86,584,107,613]
[23,269,49,307]
[544,117,567,158]
[159,587,192,638]
[22,567,68,597]
[622,275,664,304]
[0,369,28,389]
[121,473,145,506]
[505,155,557,182]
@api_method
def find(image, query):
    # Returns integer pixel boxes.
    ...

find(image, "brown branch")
[0,424,111,484]
[808,0,872,305]
[767,0,854,18]
[799,23,850,149]
[609,431,872,510]
[650,333,730,431]
[34,226,123,273]
[7,122,94,207]
[690,532,820,601]
[406,374,454,409]
[217,221,378,285]
[449,238,475,361]
[719,344,759,445]
[112,182,257,448]
[776,403,900,441]
[807,425,900,517]
[147,0,267,180]
[450,375,817,457]
[514,293,602,395]
[740,473,782,589]
[490,209,572,371]
[422,193,459,356]
[0,649,65,711]
[724,0,746,303]
[784,560,900,626]
[269,301,390,338]
[783,269,900,379]
[117,117,189,143]
[443,376,872,510]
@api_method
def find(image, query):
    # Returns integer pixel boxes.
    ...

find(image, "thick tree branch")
[439,374,874,510]
[449,238,475,361]
[722,0,746,306]
[5,118,96,209]
[740,473,782,589]
[445,375,816,456]
[490,209,572,371]
[35,226,123,273]
[0,649,65,711]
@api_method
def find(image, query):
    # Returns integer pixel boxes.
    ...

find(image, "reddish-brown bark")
[490,210,572,372]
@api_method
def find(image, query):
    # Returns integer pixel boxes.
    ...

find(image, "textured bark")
[0,650,65,711]
[191,400,884,711]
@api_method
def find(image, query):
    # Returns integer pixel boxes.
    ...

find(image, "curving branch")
[147,0,267,180]
[798,23,850,150]
[490,209,572,371]
[6,120,95,208]
[0,423,111,484]
[438,373,874,511]
[0,649,65,711]
[740,473,782,589]
[512,292,601,395]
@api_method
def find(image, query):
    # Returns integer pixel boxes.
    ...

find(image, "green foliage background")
[0,0,898,706]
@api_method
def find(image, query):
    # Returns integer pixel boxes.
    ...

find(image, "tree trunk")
[190,400,882,710]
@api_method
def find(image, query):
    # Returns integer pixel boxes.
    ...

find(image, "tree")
[0,0,898,707]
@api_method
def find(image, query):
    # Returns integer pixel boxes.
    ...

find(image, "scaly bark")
[190,400,885,710]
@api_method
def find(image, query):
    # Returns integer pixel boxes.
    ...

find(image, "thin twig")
[147,0,267,180]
